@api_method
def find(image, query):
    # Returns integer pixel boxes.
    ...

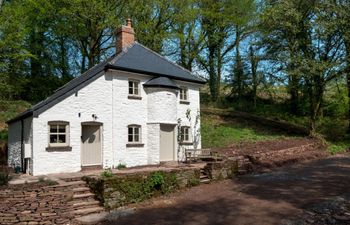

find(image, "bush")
[116,163,126,170]
[101,169,113,178]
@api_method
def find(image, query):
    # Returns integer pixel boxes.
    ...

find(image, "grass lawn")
[201,112,296,148]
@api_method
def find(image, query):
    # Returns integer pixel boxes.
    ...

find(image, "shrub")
[188,178,200,186]
[101,169,113,178]
[116,163,127,170]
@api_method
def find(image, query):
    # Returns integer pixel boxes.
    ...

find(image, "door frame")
[159,123,176,162]
[81,121,103,167]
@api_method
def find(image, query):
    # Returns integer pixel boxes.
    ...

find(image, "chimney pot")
[116,18,135,53]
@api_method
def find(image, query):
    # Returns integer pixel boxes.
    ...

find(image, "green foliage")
[328,142,348,155]
[188,177,200,186]
[101,169,113,178]
[201,113,288,148]
[116,163,127,170]
[104,171,179,207]
[0,130,7,143]
[0,100,31,122]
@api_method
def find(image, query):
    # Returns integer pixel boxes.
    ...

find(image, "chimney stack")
[116,18,135,53]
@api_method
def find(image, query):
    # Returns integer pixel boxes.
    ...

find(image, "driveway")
[101,154,350,225]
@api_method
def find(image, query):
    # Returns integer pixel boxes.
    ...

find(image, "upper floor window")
[180,126,190,143]
[128,125,141,143]
[48,121,69,147]
[129,80,140,96]
[179,86,188,102]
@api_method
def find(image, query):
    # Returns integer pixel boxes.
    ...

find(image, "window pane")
[134,87,138,95]
[58,135,66,143]
[50,125,58,133]
[129,87,134,95]
[50,135,57,143]
[128,135,133,142]
[128,127,133,135]
[58,125,66,133]
[134,127,139,135]
[134,135,139,142]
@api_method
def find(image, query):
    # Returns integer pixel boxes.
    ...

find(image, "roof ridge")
[134,42,205,82]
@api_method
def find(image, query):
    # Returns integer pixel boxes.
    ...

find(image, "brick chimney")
[116,18,135,53]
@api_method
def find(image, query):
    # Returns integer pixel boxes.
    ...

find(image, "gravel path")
[101,154,350,225]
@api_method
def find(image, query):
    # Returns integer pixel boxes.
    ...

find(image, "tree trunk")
[289,75,300,115]
[345,40,350,133]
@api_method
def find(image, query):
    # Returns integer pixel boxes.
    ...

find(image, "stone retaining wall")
[204,160,239,180]
[84,168,200,209]
[0,184,74,225]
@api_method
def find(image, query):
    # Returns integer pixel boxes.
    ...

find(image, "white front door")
[81,125,102,166]
[160,124,175,161]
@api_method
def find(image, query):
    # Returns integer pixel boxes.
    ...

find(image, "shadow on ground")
[101,155,350,225]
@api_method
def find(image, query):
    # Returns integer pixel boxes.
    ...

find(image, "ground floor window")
[48,121,69,147]
[180,126,190,142]
[128,125,141,143]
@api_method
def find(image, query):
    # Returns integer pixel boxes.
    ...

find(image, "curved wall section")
[146,88,178,124]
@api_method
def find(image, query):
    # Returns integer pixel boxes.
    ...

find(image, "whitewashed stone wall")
[12,69,202,175]
[32,72,113,175]
[176,81,202,161]
[8,117,32,171]
[147,123,160,164]
[146,88,178,124]
[8,120,21,168]
[111,71,149,167]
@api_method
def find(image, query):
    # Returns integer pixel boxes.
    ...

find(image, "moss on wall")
[83,168,200,209]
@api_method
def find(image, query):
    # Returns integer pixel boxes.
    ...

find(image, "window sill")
[180,100,190,105]
[180,142,193,146]
[126,143,145,148]
[46,146,72,152]
[128,95,142,100]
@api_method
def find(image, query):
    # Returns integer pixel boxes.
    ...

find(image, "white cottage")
[7,20,205,176]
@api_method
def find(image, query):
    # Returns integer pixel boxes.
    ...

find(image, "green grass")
[201,113,292,148]
[0,100,31,143]
[328,142,348,155]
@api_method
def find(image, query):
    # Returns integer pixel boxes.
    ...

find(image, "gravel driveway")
[101,154,350,225]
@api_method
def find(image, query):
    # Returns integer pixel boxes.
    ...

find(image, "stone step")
[200,175,208,179]
[75,212,108,225]
[200,178,211,184]
[73,187,91,194]
[58,180,87,188]
[73,200,101,209]
[61,176,83,182]
[74,206,105,216]
[73,193,95,200]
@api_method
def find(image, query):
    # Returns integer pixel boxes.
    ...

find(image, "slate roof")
[143,77,179,89]
[8,42,206,123]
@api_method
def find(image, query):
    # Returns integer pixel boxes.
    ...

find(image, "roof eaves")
[105,64,206,84]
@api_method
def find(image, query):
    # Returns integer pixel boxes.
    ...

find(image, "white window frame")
[128,125,141,143]
[48,121,69,147]
[128,79,140,97]
[180,126,191,143]
[179,86,188,101]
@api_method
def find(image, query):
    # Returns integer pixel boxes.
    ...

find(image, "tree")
[198,0,256,101]
[261,0,344,134]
